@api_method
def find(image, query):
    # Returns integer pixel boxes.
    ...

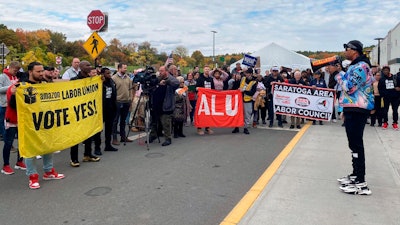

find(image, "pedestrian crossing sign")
[83,31,107,59]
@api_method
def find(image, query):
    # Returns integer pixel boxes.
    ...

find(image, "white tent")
[230,42,311,73]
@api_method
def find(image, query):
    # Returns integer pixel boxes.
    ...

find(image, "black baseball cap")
[344,40,363,54]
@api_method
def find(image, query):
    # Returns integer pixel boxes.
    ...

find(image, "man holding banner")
[263,66,284,128]
[69,61,101,167]
[15,62,65,189]
[195,65,215,135]
[232,68,257,134]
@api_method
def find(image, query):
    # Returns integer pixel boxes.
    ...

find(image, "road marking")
[220,122,311,225]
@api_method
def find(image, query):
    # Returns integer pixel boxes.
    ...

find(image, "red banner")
[194,88,244,127]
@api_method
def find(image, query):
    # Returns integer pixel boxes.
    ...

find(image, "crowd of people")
[1,41,400,192]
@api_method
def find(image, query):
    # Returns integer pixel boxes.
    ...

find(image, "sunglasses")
[343,43,358,51]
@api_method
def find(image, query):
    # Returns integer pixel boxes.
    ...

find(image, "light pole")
[374,37,383,66]
[211,30,217,68]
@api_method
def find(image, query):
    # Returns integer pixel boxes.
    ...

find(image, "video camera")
[133,66,159,93]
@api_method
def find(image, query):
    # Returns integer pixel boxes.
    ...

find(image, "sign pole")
[1,44,4,72]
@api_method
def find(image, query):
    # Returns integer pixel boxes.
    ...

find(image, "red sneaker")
[43,168,65,180]
[382,122,388,129]
[1,165,15,175]
[393,123,399,130]
[29,174,40,189]
[15,161,26,170]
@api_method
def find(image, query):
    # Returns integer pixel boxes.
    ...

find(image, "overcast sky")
[1,0,399,56]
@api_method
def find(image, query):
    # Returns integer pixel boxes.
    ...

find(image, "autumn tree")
[174,45,188,58]
[191,50,204,67]
[137,41,157,66]
[0,25,19,48]
[103,38,129,64]
[121,42,138,65]
[48,31,67,54]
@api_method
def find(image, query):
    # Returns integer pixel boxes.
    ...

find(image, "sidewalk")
[224,120,400,225]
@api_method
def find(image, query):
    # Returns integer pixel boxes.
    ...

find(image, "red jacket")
[5,85,17,124]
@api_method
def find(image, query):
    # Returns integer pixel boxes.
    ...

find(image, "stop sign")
[87,10,105,31]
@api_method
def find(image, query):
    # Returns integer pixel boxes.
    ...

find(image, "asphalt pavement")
[0,125,296,225]
[221,118,400,225]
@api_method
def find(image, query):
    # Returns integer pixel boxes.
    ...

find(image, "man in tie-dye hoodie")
[336,40,374,195]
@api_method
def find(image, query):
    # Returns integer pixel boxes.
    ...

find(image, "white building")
[370,22,400,74]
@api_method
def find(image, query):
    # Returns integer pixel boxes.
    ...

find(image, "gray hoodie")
[0,73,14,107]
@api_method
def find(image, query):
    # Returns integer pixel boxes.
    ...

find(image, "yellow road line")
[220,122,312,225]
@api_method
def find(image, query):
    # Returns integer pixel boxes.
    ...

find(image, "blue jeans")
[2,127,21,166]
[25,154,53,176]
[0,106,6,137]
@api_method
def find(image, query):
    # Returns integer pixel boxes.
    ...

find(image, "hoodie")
[0,69,18,107]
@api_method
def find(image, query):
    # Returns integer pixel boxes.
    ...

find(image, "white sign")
[272,82,336,121]
[0,58,7,64]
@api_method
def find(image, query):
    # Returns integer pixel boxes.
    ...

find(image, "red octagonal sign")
[87,10,105,31]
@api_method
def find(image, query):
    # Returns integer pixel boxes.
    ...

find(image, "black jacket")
[103,78,117,114]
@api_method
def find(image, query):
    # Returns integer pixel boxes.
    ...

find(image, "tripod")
[126,91,159,150]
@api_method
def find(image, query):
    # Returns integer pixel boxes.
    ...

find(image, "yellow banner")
[16,76,103,158]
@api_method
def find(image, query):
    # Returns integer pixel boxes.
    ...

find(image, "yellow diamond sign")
[83,31,106,59]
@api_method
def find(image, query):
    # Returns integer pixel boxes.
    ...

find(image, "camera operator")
[148,66,179,146]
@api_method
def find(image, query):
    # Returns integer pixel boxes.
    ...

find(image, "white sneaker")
[332,119,337,123]
[340,181,371,195]
[337,174,356,185]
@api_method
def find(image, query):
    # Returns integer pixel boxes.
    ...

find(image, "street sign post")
[87,10,106,31]
[0,43,9,71]
[83,31,107,59]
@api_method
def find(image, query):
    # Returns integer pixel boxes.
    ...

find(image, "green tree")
[21,47,46,65]
[49,31,67,54]
[191,50,204,67]
[64,40,87,58]
[184,56,196,69]
[137,41,157,66]
[0,25,19,47]
[121,42,138,65]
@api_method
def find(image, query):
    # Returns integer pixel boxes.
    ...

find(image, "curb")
[220,122,312,225]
